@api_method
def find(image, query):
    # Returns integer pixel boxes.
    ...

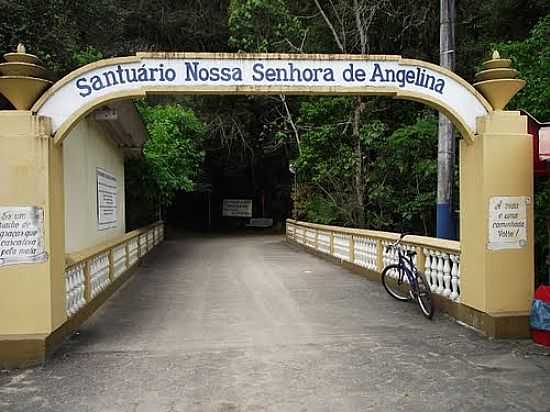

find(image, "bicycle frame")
[389,245,419,294]
[383,235,434,319]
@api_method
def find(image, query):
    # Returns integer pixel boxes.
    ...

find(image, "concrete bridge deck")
[1,233,549,411]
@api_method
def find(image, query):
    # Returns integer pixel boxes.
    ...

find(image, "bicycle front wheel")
[381,264,412,302]
[416,271,434,319]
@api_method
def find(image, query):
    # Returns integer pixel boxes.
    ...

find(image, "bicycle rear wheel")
[381,264,412,302]
[416,271,434,319]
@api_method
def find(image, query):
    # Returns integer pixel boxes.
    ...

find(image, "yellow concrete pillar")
[0,111,66,339]
[460,111,534,325]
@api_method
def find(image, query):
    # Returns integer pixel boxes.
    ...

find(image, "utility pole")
[437,0,456,239]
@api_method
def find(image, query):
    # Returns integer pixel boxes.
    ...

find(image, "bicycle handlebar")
[385,233,410,252]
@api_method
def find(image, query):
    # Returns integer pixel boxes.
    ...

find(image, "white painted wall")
[64,117,126,253]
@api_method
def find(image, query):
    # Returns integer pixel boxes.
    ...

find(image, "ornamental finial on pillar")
[473,50,525,111]
[0,43,53,110]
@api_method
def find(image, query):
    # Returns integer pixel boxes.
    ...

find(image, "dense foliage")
[125,103,205,229]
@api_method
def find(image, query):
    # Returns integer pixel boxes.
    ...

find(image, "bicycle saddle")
[406,250,417,257]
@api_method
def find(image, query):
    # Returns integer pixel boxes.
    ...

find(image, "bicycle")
[381,233,434,319]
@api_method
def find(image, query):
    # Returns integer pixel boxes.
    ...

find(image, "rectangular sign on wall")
[97,168,118,230]
[488,196,529,250]
[0,206,47,266]
[223,199,252,217]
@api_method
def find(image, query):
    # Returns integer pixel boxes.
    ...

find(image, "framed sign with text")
[97,168,118,230]
[0,206,48,266]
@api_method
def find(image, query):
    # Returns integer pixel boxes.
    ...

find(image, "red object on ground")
[532,329,550,346]
[535,284,550,301]
[532,285,550,346]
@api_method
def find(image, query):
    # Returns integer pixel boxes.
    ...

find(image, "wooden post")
[330,231,335,256]
[350,235,355,263]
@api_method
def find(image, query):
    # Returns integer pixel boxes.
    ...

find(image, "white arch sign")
[32,53,491,144]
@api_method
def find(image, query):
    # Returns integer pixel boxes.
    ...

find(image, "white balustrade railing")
[317,231,331,254]
[353,236,377,271]
[128,237,139,266]
[147,231,154,251]
[295,226,305,244]
[64,223,164,318]
[424,248,461,302]
[286,222,295,240]
[333,233,352,261]
[65,263,86,317]
[305,228,316,248]
[286,220,461,303]
[112,244,128,279]
[90,252,110,299]
[139,234,148,256]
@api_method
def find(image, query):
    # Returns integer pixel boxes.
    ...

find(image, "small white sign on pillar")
[0,206,48,266]
[488,196,529,250]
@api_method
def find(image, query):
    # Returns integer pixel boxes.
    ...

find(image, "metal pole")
[437,0,457,240]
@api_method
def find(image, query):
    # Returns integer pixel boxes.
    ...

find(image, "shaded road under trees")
[1,233,549,411]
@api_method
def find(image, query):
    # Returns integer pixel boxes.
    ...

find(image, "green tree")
[139,103,206,201]
[496,15,550,120]
[228,0,305,52]
[294,97,358,225]
[366,114,439,235]
[126,103,205,228]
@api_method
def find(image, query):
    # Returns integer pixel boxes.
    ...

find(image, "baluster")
[365,239,371,268]
[66,270,73,316]
[442,253,452,297]
[372,239,382,272]
[317,231,321,249]
[430,250,438,292]
[366,239,370,267]
[436,252,444,295]
[455,257,461,302]
[78,265,86,309]
[368,239,374,269]
[449,255,459,301]
[423,249,431,289]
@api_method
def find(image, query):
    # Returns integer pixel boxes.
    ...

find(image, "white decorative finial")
[16,43,26,54]
[492,50,500,60]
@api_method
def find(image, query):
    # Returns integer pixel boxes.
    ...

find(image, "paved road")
[1,233,550,411]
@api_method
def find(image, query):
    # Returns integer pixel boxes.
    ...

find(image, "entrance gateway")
[0,51,534,366]
[33,53,490,144]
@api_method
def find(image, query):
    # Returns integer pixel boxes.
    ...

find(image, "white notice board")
[488,196,529,250]
[0,206,47,266]
[97,168,118,230]
[223,199,252,217]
